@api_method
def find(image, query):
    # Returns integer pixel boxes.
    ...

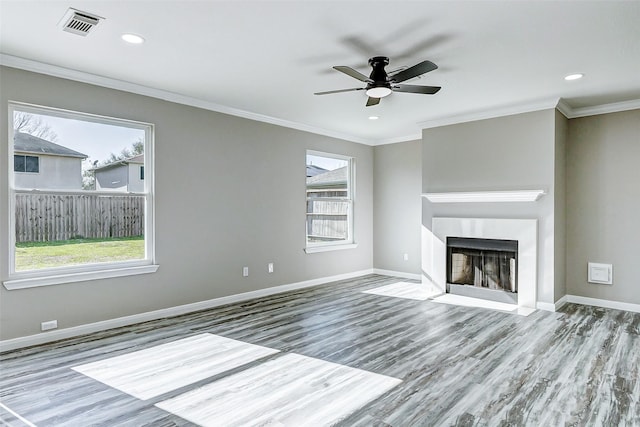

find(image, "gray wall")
[0,66,373,341]
[373,140,422,275]
[421,109,560,304]
[566,109,640,305]
[554,110,568,301]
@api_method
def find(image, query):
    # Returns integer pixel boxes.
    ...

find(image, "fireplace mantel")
[422,190,545,203]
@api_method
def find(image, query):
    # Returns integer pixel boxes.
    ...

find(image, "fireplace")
[447,237,518,293]
[424,217,538,309]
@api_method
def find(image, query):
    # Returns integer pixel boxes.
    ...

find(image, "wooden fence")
[14,191,144,243]
[306,199,349,242]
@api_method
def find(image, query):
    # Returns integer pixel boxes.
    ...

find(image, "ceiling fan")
[314,56,441,107]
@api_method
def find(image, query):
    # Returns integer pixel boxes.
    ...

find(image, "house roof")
[306,166,347,188]
[306,164,328,177]
[93,153,144,172]
[13,132,87,159]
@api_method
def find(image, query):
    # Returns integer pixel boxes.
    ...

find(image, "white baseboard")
[536,295,570,312]
[565,294,640,313]
[535,301,557,312]
[372,269,421,281]
[554,295,568,311]
[0,269,374,353]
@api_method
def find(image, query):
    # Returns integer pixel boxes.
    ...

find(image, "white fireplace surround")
[423,218,538,309]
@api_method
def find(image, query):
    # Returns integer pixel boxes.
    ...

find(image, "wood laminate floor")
[1,274,639,426]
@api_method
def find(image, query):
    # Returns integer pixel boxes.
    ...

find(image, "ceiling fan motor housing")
[368,56,391,91]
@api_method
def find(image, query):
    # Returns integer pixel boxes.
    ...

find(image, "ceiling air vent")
[59,8,104,36]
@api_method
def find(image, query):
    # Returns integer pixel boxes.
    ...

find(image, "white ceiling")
[1,1,639,145]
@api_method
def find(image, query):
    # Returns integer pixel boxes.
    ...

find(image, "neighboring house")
[13,132,87,190]
[93,154,144,192]
[306,166,348,242]
[306,166,347,196]
[306,164,327,177]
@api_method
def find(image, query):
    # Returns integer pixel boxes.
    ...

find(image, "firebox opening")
[446,237,518,294]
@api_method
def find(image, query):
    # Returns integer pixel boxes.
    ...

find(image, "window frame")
[4,102,158,290]
[304,150,357,253]
[14,154,40,173]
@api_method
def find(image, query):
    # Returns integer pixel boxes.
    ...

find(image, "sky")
[307,154,348,171]
[17,111,144,171]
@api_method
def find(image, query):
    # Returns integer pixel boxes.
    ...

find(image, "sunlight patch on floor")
[156,353,401,426]
[72,333,279,400]
[362,281,431,300]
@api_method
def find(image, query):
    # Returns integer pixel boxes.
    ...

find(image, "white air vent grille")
[59,8,103,36]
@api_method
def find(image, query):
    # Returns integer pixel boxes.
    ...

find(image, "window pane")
[14,155,25,172]
[306,153,351,245]
[25,156,39,173]
[11,108,149,273]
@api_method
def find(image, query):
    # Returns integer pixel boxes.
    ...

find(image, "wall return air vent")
[59,8,104,36]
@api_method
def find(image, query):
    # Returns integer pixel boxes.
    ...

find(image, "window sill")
[304,243,358,254]
[3,264,160,290]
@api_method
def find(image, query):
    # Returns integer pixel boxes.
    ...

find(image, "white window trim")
[4,102,158,290]
[305,150,356,253]
[304,243,358,254]
[14,154,40,174]
[3,264,159,290]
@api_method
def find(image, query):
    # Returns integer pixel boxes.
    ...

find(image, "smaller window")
[306,151,354,249]
[14,155,39,173]
[140,165,144,180]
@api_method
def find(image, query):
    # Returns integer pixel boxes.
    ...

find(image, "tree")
[13,112,58,142]
[83,138,145,190]
[82,162,97,190]
[102,138,144,165]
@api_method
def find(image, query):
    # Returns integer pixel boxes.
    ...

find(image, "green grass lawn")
[15,236,145,271]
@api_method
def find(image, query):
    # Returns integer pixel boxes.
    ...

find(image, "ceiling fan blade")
[392,84,441,94]
[334,66,372,83]
[366,97,381,107]
[314,87,365,95]
[389,60,438,83]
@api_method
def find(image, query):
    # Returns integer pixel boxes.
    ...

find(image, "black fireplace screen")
[446,237,518,293]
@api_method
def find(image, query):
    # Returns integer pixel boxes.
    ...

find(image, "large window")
[5,103,156,289]
[305,151,355,251]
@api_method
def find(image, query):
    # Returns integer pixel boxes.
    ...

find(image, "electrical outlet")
[268,263,274,273]
[242,266,249,277]
[41,320,58,331]
[403,253,409,261]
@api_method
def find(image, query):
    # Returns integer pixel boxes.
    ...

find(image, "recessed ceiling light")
[121,33,145,44]
[368,116,379,120]
[564,73,584,81]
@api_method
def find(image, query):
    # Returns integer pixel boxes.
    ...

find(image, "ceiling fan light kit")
[365,86,392,98]
[315,55,441,107]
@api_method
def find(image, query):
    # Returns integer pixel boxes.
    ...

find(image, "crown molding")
[0,54,373,146]
[417,98,561,130]
[2,54,638,146]
[371,132,422,146]
[555,99,572,118]
[564,98,640,119]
